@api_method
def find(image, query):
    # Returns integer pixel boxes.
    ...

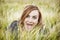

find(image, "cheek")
[24,18,28,24]
[33,19,38,25]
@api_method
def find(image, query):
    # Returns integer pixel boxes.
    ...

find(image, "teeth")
[27,24,33,26]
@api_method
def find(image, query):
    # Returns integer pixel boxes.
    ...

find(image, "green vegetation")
[0,0,60,40]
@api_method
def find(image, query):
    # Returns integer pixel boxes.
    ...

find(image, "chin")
[26,26,33,31]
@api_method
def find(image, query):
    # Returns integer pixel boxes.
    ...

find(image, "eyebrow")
[33,15,38,17]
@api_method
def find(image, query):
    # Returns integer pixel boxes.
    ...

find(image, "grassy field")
[0,0,60,40]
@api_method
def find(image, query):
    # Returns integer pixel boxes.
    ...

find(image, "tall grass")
[0,0,60,40]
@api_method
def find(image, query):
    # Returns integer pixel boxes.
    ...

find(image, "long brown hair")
[19,5,42,27]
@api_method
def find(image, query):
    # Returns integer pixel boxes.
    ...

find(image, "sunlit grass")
[0,0,60,40]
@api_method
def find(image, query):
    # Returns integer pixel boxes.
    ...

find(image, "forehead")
[29,10,39,16]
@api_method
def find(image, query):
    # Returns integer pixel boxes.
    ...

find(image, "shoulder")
[8,20,18,31]
[10,20,18,27]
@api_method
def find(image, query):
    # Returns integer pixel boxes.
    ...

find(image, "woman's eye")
[33,16,37,19]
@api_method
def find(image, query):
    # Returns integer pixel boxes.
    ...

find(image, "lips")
[26,23,33,26]
[26,23,33,30]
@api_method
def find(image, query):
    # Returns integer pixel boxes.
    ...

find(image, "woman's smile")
[27,23,33,26]
[26,21,34,26]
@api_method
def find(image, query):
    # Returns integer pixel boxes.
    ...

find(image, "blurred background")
[0,0,60,40]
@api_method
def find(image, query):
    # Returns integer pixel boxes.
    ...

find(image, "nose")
[28,17,32,22]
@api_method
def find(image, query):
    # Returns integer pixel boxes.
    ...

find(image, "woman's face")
[24,10,39,31]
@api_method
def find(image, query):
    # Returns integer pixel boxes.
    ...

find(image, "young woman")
[7,5,42,40]
[19,5,42,31]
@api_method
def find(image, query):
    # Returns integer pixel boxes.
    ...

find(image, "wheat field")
[0,0,60,40]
